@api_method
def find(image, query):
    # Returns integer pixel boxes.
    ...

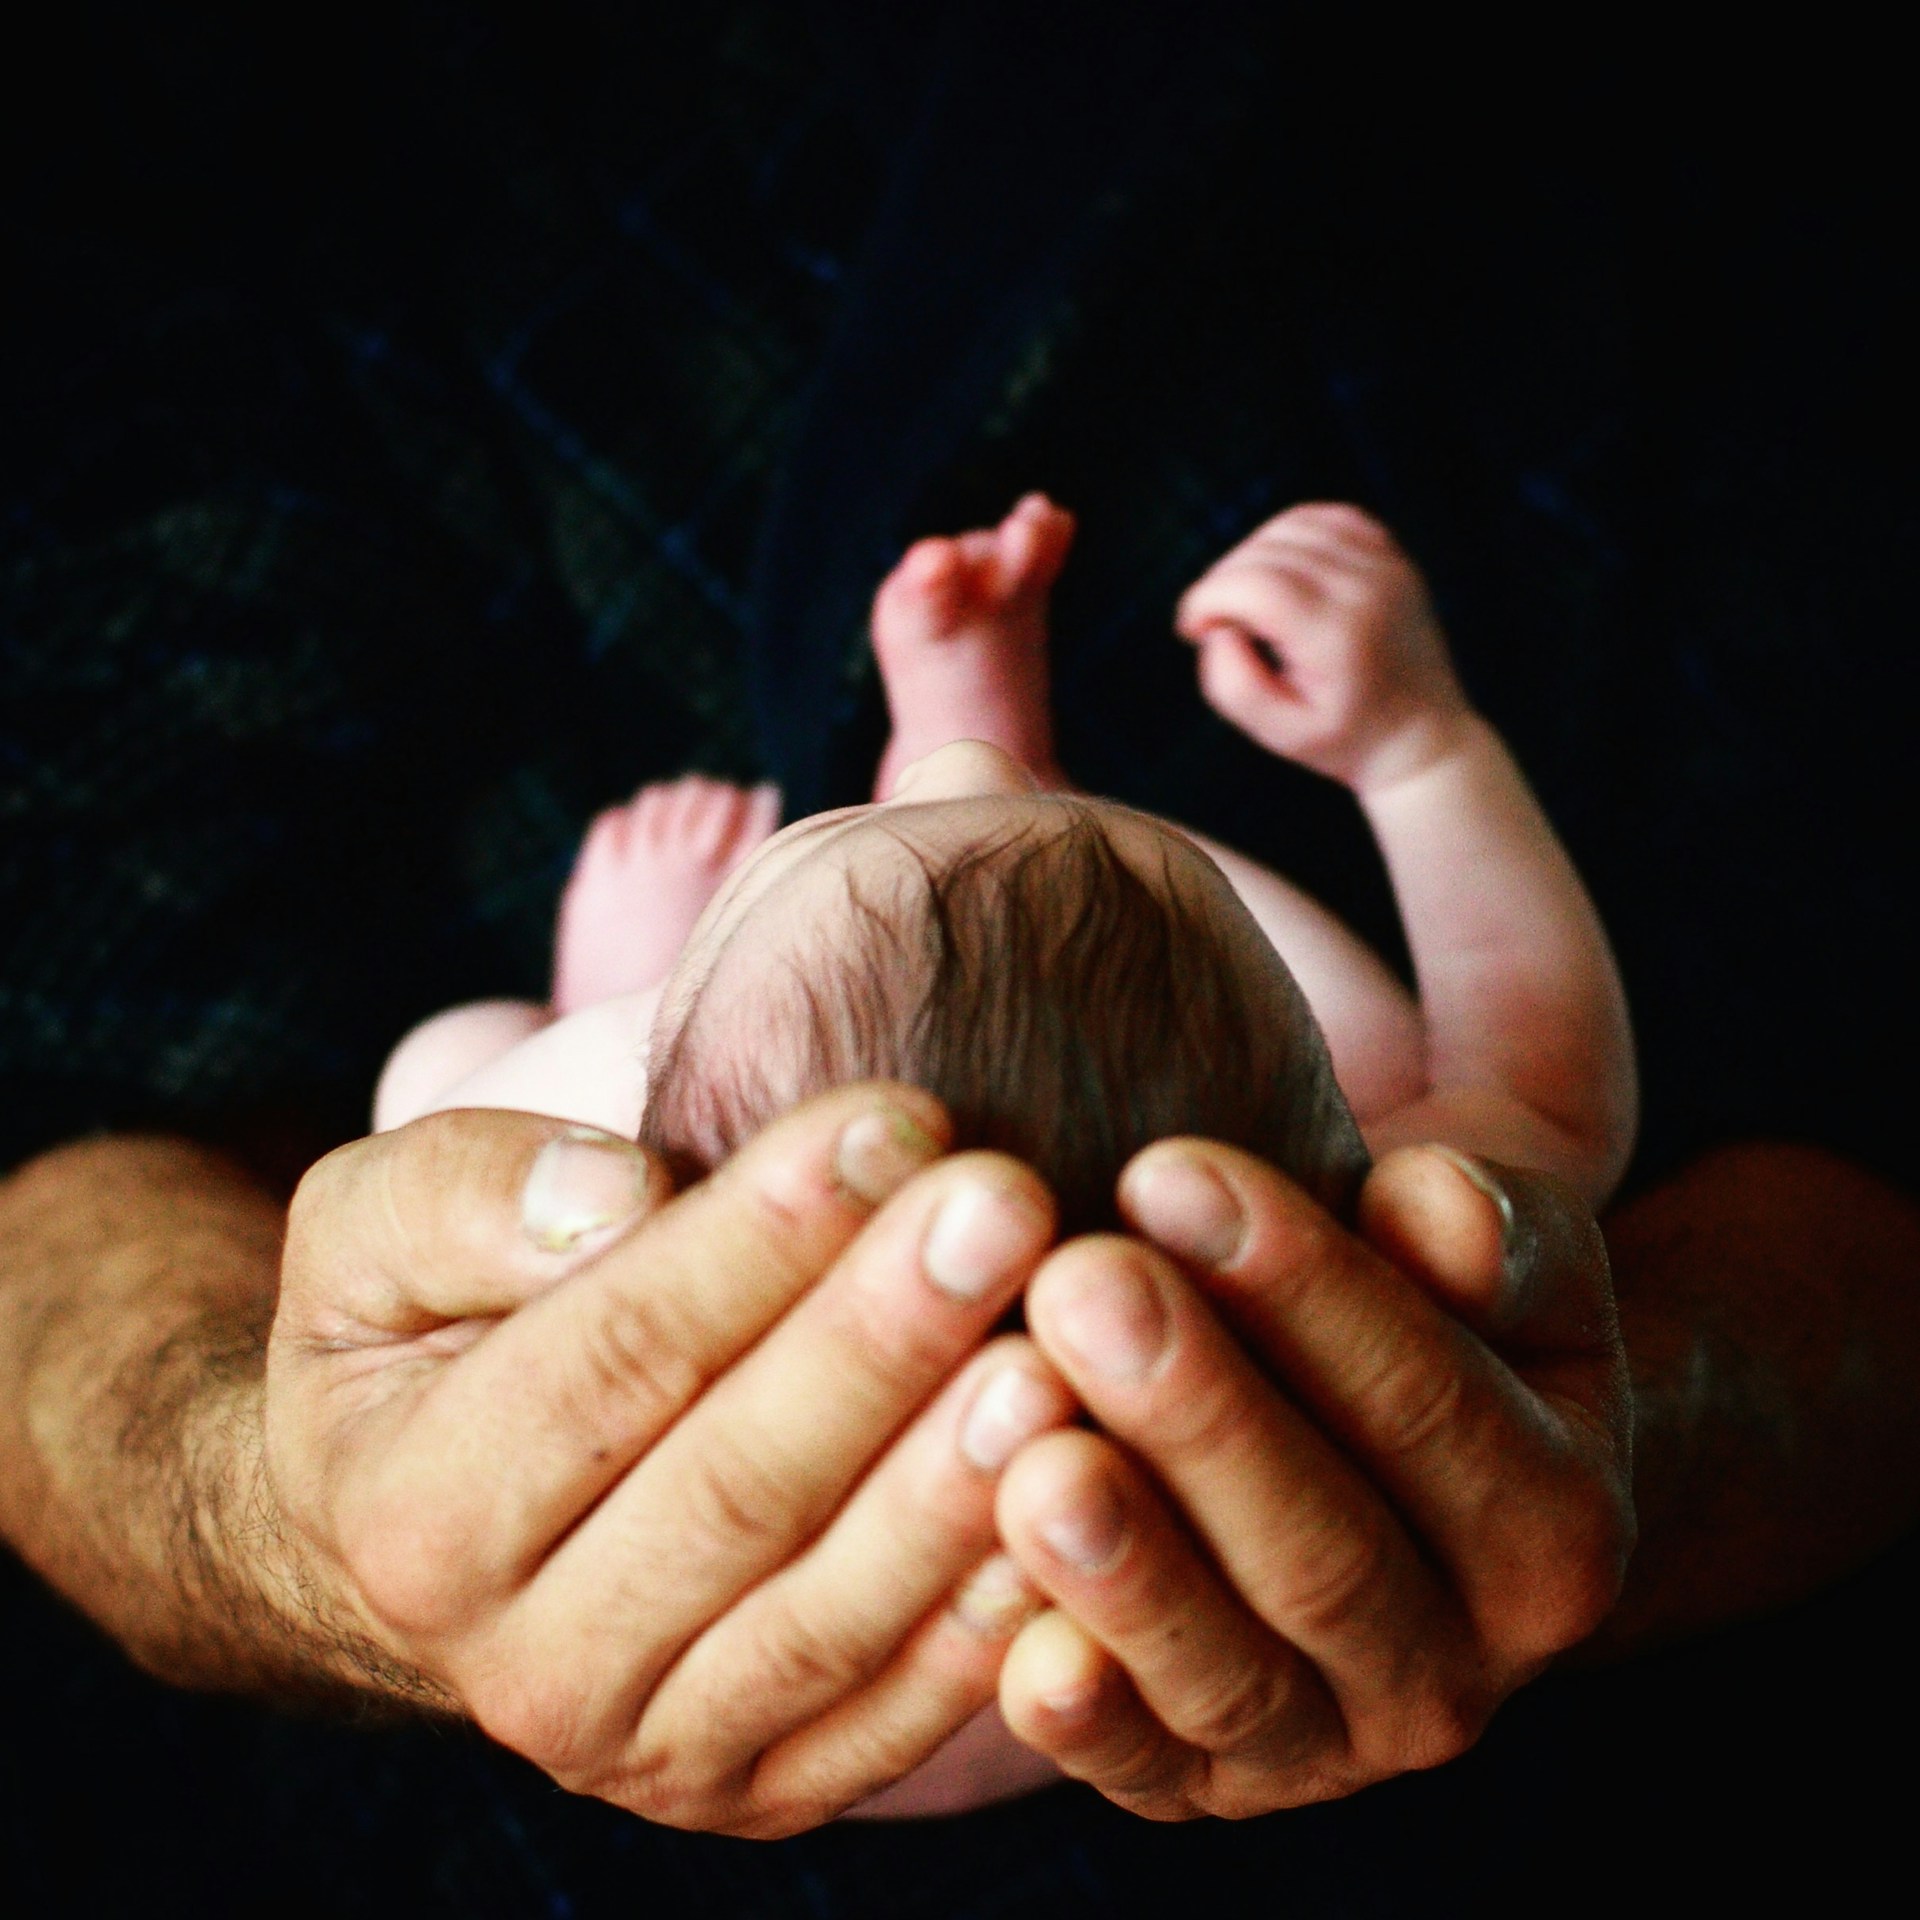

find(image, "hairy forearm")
[0,1134,423,1707]
[1593,1143,1920,1652]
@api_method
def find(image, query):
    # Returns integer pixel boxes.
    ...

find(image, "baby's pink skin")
[374,492,1636,1821]
[1174,501,1636,1198]
[869,492,1076,800]
[552,776,781,1015]
[867,495,1432,1127]
[1174,502,1472,794]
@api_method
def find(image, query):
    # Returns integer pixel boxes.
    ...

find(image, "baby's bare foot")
[870,493,1076,799]
[552,777,781,1013]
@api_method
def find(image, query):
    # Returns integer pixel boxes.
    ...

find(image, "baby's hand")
[1175,504,1471,792]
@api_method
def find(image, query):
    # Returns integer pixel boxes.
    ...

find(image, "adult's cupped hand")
[265,1096,1632,1836]
[264,1087,1077,1837]
[991,1140,1635,1818]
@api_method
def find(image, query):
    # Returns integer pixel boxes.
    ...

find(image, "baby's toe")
[874,538,967,639]
[576,807,626,867]
[737,782,783,853]
[998,495,1075,599]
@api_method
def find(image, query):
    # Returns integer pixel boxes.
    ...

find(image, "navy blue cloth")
[5,6,1920,1913]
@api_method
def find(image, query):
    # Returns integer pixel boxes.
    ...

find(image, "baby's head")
[641,743,1368,1232]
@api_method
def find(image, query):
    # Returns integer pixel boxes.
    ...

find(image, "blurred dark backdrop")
[3,5,1915,1912]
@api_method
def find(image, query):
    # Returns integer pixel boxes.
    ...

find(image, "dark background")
[3,5,1916,1912]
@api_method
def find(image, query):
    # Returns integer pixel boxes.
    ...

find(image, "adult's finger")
[282,1110,674,1337]
[1000,1609,1200,1820]
[649,1335,1073,1774]
[1115,1139,1631,1661]
[749,1561,1052,1834]
[500,1151,1057,1753]
[1015,1237,1468,1747]
[321,1085,954,1629]
[1359,1144,1623,1360]
[997,1427,1349,1789]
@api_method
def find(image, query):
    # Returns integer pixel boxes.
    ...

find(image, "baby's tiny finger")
[1176,560,1321,644]
[1196,630,1292,716]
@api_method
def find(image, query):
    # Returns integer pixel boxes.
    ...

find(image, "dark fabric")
[4,6,1919,1913]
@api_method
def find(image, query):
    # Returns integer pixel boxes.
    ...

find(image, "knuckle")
[724,1797,828,1842]
[1532,1495,1634,1649]
[1363,1347,1469,1462]
[471,1670,598,1779]
[614,1735,742,1832]
[1180,1663,1289,1757]
[906,1430,999,1540]
[672,1429,796,1570]
[1341,1664,1489,1780]
[1277,1509,1390,1638]
[1114,1789,1206,1824]
[1084,1725,1185,1808]
[1399,1678,1490,1770]
[741,1592,866,1705]
[562,1293,707,1442]
[833,1273,959,1389]
[1154,1368,1260,1473]
[340,1493,470,1639]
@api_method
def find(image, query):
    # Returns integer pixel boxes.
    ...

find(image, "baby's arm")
[1174,827,1428,1124]
[1177,505,1636,1204]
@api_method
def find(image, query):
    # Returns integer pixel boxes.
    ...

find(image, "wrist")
[1350,703,1484,799]
[195,1371,453,1715]
[0,1135,444,1715]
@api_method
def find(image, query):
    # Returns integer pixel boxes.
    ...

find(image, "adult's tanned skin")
[3,1109,1920,1832]
[992,1138,1920,1817]
[2,1093,1077,1836]
[995,1142,1632,1817]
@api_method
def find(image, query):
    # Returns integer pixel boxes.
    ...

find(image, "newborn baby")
[375,495,1635,1819]
[376,497,1634,1227]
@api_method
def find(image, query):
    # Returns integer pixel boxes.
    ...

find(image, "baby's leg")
[869,493,1075,798]
[375,776,778,1132]
[552,776,781,1014]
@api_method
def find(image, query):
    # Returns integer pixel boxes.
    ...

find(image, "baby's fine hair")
[640,803,1365,1233]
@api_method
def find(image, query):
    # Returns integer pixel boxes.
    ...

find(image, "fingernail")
[1427,1146,1517,1263]
[1039,1480,1128,1574]
[1049,1258,1170,1384]
[834,1106,942,1205]
[960,1365,1060,1472]
[924,1182,1049,1302]
[1038,1680,1101,1724]
[522,1127,653,1253]
[1124,1150,1248,1269]
[952,1555,1039,1637]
